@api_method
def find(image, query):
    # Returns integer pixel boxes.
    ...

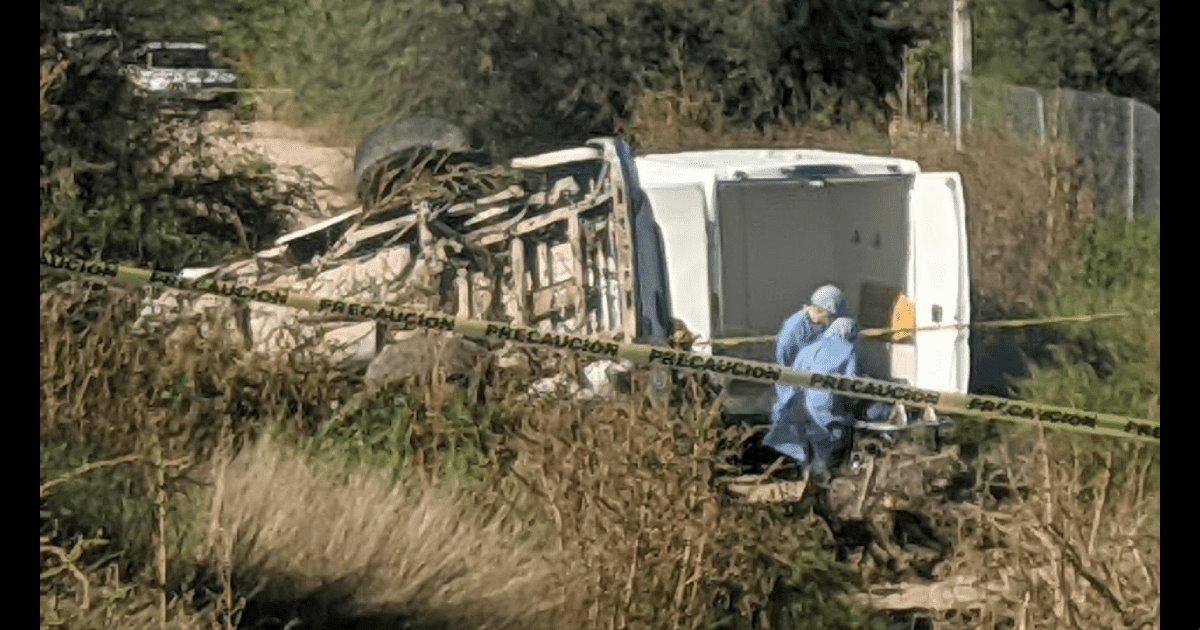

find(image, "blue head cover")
[809,284,848,318]
[825,316,859,341]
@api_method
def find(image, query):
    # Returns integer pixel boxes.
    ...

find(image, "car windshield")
[147,48,213,69]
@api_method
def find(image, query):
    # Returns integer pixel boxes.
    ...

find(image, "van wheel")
[353,116,473,193]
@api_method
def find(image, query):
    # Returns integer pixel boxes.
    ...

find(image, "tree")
[187,0,915,152]
[891,0,1159,108]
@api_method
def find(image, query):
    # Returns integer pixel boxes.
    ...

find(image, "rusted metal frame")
[476,209,531,246]
[566,212,586,330]
[509,192,611,237]
[327,216,418,260]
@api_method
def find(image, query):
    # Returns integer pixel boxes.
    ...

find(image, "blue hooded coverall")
[765,317,860,474]
[770,285,848,424]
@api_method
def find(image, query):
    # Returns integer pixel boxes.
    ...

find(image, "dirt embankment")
[227,118,360,226]
[244,121,357,201]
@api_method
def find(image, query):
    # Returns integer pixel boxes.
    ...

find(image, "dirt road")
[239,119,360,223]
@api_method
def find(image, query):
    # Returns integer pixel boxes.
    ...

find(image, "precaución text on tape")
[40,253,1160,444]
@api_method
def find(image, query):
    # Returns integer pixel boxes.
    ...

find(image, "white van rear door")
[640,184,713,341]
[909,172,971,394]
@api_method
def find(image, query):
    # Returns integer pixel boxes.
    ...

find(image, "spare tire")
[352,115,473,190]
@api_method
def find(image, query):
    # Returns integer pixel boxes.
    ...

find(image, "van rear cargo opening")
[634,149,971,418]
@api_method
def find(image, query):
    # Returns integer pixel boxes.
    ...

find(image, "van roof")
[634,148,921,183]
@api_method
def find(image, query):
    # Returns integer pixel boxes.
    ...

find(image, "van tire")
[352,116,472,191]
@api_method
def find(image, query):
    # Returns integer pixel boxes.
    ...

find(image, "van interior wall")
[715,180,908,378]
[829,180,911,382]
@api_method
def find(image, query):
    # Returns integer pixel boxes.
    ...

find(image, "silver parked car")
[124,41,238,110]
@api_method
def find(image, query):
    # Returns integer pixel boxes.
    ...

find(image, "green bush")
[1007,216,1159,489]
[1015,217,1159,420]
[213,0,911,155]
[40,0,307,271]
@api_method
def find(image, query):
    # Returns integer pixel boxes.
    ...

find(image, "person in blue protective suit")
[764,316,861,476]
[771,284,847,420]
[774,284,848,369]
[767,284,848,462]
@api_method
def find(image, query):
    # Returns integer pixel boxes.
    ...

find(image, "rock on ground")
[364,331,491,391]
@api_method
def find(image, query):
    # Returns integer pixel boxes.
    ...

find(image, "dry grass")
[42,272,1158,630]
[994,434,1158,628]
[480,392,859,629]
[210,439,579,629]
[39,283,871,629]
[917,431,1160,629]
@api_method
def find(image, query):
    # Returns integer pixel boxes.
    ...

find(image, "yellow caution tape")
[711,312,1158,347]
[40,253,1160,445]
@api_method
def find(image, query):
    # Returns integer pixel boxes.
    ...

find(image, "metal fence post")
[942,69,951,129]
[951,0,967,151]
[1126,97,1136,222]
[1035,90,1046,146]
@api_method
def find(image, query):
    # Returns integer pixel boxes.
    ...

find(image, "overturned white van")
[634,149,971,417]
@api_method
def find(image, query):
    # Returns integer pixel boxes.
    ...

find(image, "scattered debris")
[853,575,1006,611]
[720,475,809,504]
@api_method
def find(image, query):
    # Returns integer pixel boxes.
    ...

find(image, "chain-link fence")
[956,77,1160,221]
